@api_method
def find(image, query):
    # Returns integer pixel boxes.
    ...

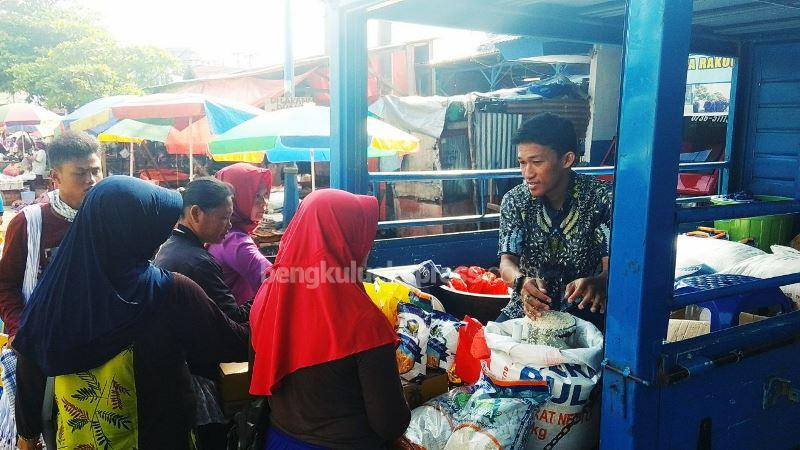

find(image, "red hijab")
[249,189,397,395]
[215,163,272,234]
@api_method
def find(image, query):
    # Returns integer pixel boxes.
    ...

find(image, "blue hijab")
[14,176,183,376]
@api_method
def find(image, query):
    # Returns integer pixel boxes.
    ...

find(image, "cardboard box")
[218,362,249,403]
[667,313,771,342]
[667,319,710,342]
[402,369,449,410]
[739,312,768,325]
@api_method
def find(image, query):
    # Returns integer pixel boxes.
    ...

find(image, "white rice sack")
[426,311,463,371]
[402,386,475,450]
[403,368,550,450]
[485,315,604,450]
[720,253,800,309]
[676,235,765,272]
[770,245,800,257]
[396,303,431,381]
[444,398,540,450]
[443,369,549,450]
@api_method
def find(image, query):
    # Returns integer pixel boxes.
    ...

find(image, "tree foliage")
[0,0,181,110]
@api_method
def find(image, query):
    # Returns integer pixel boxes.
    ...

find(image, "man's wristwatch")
[513,275,527,295]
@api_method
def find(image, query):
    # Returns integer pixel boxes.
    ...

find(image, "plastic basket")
[711,195,796,251]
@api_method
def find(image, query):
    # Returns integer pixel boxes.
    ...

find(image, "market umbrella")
[209,105,420,189]
[0,103,62,137]
[111,93,264,179]
[60,95,138,135]
[97,119,174,176]
[163,117,213,156]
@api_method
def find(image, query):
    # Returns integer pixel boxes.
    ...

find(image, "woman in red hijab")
[209,163,272,305]
[250,189,410,449]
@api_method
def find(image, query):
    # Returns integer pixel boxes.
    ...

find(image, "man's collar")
[173,224,204,248]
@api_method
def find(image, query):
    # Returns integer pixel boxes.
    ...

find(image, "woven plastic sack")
[397,303,431,381]
[485,316,604,450]
[426,311,463,371]
[401,366,550,450]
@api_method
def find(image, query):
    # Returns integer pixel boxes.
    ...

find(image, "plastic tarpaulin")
[368,95,456,139]
[159,73,314,108]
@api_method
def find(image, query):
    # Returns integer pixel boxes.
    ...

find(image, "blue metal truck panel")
[742,42,800,197]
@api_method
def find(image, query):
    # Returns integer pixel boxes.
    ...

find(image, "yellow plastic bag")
[363,279,412,328]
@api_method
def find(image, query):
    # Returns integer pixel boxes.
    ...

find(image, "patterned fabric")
[47,189,78,223]
[0,350,17,450]
[54,347,138,449]
[498,172,613,319]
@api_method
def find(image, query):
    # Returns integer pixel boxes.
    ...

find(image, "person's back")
[153,177,248,450]
[17,272,248,449]
[31,148,46,176]
[13,177,248,450]
[250,189,410,449]
[268,344,408,449]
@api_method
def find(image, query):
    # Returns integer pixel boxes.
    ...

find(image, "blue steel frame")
[600,3,693,447]
[720,60,740,195]
[328,1,800,449]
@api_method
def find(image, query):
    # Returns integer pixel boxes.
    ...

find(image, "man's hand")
[521,278,551,319]
[565,275,608,314]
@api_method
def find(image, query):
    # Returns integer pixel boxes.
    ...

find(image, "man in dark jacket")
[153,177,249,450]
[155,177,250,323]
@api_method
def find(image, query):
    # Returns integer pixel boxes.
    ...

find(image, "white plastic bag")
[485,317,604,450]
[402,386,473,449]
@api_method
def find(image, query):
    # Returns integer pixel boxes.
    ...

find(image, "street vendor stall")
[326,1,800,450]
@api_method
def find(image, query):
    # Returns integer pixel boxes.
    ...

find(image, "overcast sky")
[80,0,490,68]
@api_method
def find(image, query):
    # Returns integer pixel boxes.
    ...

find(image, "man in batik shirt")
[498,113,613,329]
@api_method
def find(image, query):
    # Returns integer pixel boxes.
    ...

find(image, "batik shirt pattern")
[498,172,613,318]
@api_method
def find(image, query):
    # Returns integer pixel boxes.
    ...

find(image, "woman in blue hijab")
[13,176,249,450]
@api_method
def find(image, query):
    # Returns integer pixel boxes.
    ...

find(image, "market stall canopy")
[61,95,138,135]
[98,119,173,144]
[111,93,264,134]
[111,93,265,177]
[164,117,213,156]
[209,105,420,162]
[0,103,61,136]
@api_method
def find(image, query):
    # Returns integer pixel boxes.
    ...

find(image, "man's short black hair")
[179,177,233,216]
[512,113,577,158]
[48,131,100,169]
